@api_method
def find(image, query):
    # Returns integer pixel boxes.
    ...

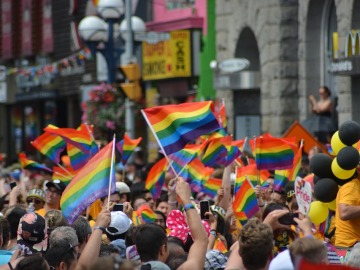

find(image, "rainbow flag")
[214,238,228,253]
[45,125,93,154]
[201,136,232,166]
[167,148,198,178]
[273,169,290,192]
[116,133,142,165]
[233,178,259,219]
[186,158,206,193]
[60,140,116,224]
[288,143,303,181]
[67,144,89,171]
[77,123,99,156]
[145,158,167,199]
[234,211,248,226]
[255,137,295,170]
[18,153,53,173]
[141,101,221,156]
[225,144,242,166]
[52,166,75,185]
[31,131,66,164]
[137,204,157,224]
[234,165,270,194]
[203,178,222,198]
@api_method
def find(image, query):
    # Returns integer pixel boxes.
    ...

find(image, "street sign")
[134,31,170,44]
[218,58,250,73]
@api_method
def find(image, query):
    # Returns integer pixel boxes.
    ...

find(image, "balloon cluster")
[307,121,360,224]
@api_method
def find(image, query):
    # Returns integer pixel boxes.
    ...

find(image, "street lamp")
[78,0,145,138]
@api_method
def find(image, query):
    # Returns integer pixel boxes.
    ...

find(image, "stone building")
[215,0,358,139]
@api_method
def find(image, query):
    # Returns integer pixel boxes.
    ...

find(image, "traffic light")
[119,63,142,101]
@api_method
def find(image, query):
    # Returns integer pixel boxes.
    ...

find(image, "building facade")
[215,0,357,139]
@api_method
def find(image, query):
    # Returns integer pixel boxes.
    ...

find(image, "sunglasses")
[26,198,43,204]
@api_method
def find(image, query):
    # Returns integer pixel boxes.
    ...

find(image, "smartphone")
[113,203,124,212]
[278,212,299,225]
[200,200,210,220]
[9,182,16,190]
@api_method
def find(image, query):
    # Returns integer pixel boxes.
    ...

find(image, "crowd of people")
[0,137,359,270]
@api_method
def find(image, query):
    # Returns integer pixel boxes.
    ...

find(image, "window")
[166,0,195,10]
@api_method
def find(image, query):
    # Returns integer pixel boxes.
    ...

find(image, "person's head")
[45,210,69,234]
[100,192,121,208]
[319,86,331,98]
[17,212,48,255]
[44,242,78,270]
[49,226,79,249]
[15,254,51,270]
[238,218,273,270]
[154,210,166,229]
[45,180,66,209]
[116,182,131,203]
[26,189,45,211]
[144,191,155,210]
[156,200,169,216]
[89,256,137,270]
[71,216,92,254]
[289,237,328,266]
[135,223,168,263]
[270,191,286,205]
[0,216,10,248]
[132,196,147,211]
[166,237,186,267]
[5,206,27,240]
[105,211,133,242]
[99,243,120,257]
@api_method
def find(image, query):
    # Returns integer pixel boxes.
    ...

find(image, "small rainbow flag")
[234,165,270,194]
[225,144,242,166]
[116,133,142,165]
[141,101,221,156]
[288,143,303,181]
[45,125,93,154]
[203,178,222,198]
[52,166,75,185]
[145,158,167,200]
[273,169,290,192]
[186,158,206,193]
[201,136,232,166]
[19,153,53,173]
[67,144,89,172]
[214,238,228,253]
[60,140,116,224]
[234,211,248,226]
[255,137,295,170]
[137,204,157,224]
[31,131,66,164]
[233,178,259,219]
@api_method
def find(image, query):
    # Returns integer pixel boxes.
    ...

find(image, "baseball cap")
[116,182,130,194]
[46,179,67,193]
[210,205,226,220]
[26,189,46,202]
[17,212,48,255]
[105,211,132,236]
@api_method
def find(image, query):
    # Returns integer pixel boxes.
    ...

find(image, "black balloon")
[337,146,360,170]
[338,121,360,146]
[310,153,333,178]
[329,170,354,186]
[313,174,321,185]
[314,178,339,203]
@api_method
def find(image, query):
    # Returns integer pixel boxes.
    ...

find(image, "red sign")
[1,0,12,59]
[21,0,32,56]
[42,0,53,53]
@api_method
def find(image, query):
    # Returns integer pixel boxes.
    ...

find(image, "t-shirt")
[0,250,13,266]
[35,208,46,217]
[335,179,360,247]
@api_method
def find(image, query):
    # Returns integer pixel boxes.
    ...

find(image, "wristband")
[183,203,195,211]
[93,226,106,233]
[8,262,13,270]
[168,200,178,206]
[210,230,217,236]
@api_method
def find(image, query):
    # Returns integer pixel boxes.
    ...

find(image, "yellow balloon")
[326,199,337,211]
[331,157,356,180]
[331,131,346,155]
[308,201,329,225]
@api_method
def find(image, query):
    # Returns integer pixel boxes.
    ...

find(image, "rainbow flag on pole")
[234,165,270,194]
[60,140,116,224]
[116,133,142,165]
[19,153,53,173]
[145,157,167,200]
[31,131,66,164]
[141,101,221,156]
[203,178,222,198]
[233,178,259,219]
[255,137,295,170]
[273,169,290,192]
[288,143,303,181]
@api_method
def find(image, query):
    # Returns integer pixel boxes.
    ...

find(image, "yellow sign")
[142,30,191,80]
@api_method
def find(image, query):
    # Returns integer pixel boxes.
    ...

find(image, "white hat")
[106,211,132,236]
[116,182,130,194]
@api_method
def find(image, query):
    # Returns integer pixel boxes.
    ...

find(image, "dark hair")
[44,242,77,269]
[14,255,49,270]
[100,191,121,202]
[125,225,139,247]
[5,206,27,239]
[167,254,188,270]
[0,216,10,249]
[262,203,288,221]
[71,216,92,245]
[154,210,166,221]
[99,243,120,257]
[320,86,331,96]
[135,223,167,262]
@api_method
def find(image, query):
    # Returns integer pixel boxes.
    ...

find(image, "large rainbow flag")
[233,178,259,219]
[31,131,66,164]
[255,137,295,170]
[141,101,221,156]
[60,140,116,224]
